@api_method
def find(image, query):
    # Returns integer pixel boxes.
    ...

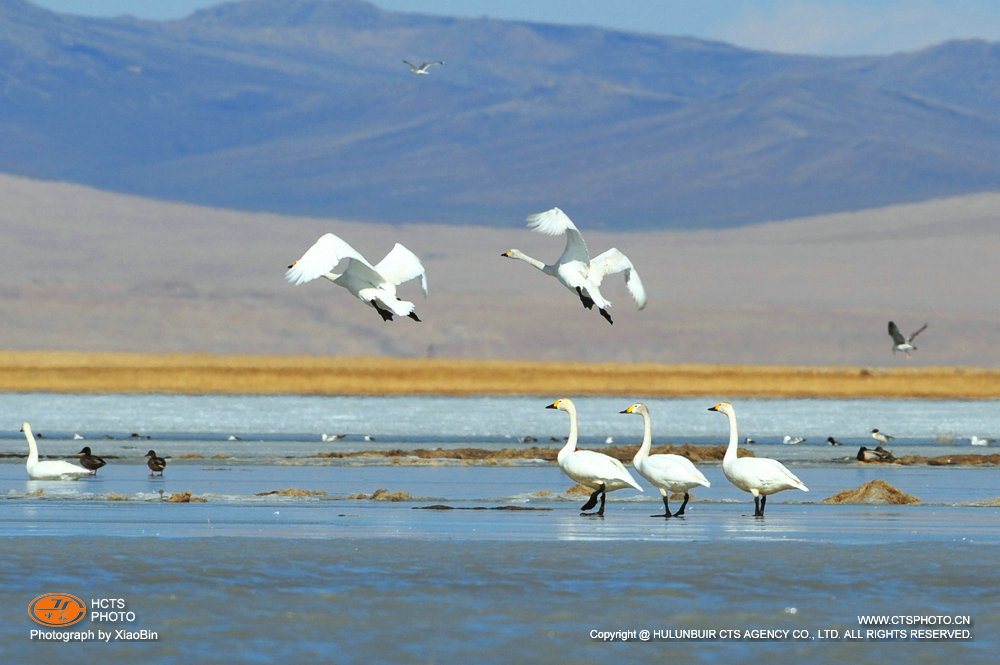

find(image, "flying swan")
[708,402,808,516]
[546,398,642,516]
[888,321,927,358]
[21,422,90,480]
[621,403,710,517]
[286,233,428,322]
[502,207,646,325]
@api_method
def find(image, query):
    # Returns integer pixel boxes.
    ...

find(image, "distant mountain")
[2,0,1000,228]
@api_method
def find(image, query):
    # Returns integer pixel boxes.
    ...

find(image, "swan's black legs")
[674,492,690,516]
[652,494,672,518]
[599,308,613,325]
[753,494,766,517]
[575,287,595,310]
[407,311,421,322]
[581,484,606,516]
[371,302,394,321]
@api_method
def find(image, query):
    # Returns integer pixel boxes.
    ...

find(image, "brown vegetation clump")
[350,488,412,501]
[823,479,920,505]
[167,491,207,503]
[255,488,327,497]
[894,454,1000,466]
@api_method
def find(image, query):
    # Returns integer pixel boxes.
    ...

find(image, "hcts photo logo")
[28,593,87,628]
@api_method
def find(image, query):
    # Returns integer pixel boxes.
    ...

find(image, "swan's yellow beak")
[287,261,296,269]
[708,403,721,412]
[545,400,560,409]
[501,250,511,257]
[620,405,635,414]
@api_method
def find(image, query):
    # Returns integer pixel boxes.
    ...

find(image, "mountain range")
[2,0,1000,229]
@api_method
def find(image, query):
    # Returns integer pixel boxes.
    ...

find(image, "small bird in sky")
[404,60,444,75]
[888,321,927,358]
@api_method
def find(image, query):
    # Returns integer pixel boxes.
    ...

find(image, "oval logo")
[28,593,87,627]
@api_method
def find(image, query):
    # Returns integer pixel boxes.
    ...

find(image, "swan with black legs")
[502,207,645,325]
[285,233,427,322]
[621,403,710,517]
[707,402,808,516]
[546,398,642,516]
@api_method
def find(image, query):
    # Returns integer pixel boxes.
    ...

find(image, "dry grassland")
[2,351,999,398]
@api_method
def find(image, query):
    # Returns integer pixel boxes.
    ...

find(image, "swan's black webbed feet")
[575,287,595,310]
[372,302,394,321]
[599,308,613,325]
[407,311,421,322]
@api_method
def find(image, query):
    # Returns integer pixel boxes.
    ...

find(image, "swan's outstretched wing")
[908,323,928,342]
[887,321,906,345]
[374,243,428,296]
[590,248,647,309]
[285,233,368,285]
[526,207,589,264]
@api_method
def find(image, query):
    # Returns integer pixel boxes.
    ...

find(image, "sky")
[25,0,1000,56]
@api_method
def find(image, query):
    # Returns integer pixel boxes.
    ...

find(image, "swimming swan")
[503,207,646,325]
[21,422,90,480]
[546,398,642,516]
[621,403,710,517]
[708,402,808,516]
[286,233,428,322]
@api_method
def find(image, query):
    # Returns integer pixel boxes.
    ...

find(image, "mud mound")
[895,454,1000,466]
[318,443,741,464]
[823,479,919,505]
[350,488,412,501]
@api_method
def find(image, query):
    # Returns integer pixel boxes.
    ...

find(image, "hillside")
[1,0,999,227]
[1,173,997,367]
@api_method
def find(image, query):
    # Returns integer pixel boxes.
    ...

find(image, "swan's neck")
[557,405,579,461]
[24,427,38,465]
[723,410,739,465]
[633,411,652,464]
[511,251,548,273]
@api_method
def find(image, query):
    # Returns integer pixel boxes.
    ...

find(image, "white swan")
[782,435,805,445]
[970,435,993,446]
[286,233,427,322]
[21,422,90,480]
[404,60,444,75]
[621,403,710,517]
[546,398,642,516]
[502,207,646,325]
[708,402,808,516]
[888,321,927,358]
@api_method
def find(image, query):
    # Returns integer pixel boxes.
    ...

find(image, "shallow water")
[2,394,998,663]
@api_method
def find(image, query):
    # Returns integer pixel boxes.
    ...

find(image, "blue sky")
[28,0,1000,56]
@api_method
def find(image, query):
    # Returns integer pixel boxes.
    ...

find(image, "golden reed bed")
[1,351,999,398]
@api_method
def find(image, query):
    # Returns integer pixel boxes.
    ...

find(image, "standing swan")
[502,207,646,325]
[286,233,428,322]
[21,422,90,480]
[546,398,642,516]
[708,402,808,516]
[621,403,710,517]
